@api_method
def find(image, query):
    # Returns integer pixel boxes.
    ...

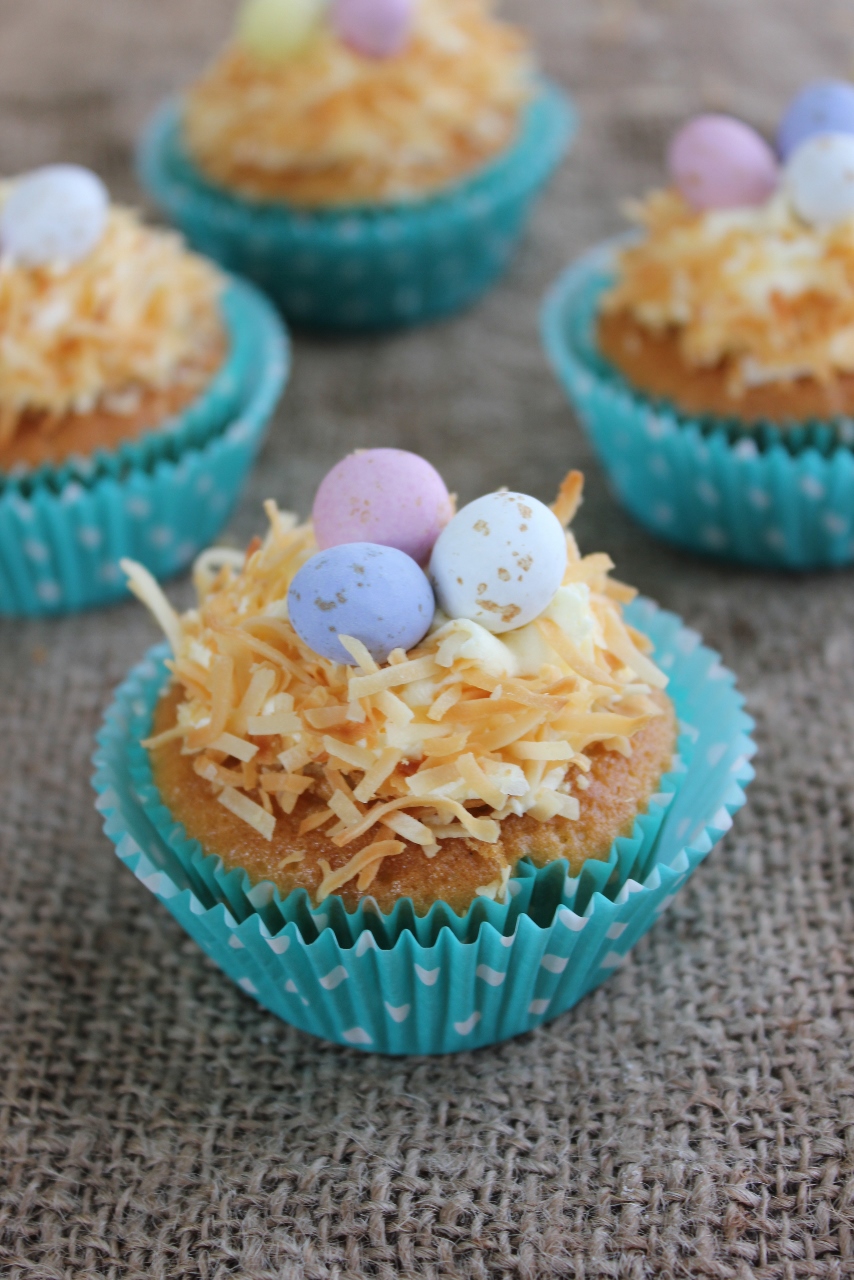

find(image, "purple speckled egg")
[667,114,779,211]
[313,449,452,566]
[287,542,435,665]
[778,80,854,160]
[331,0,414,58]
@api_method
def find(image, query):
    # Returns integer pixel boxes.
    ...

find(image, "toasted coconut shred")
[183,0,533,206]
[126,476,669,902]
[603,188,854,393]
[0,198,222,443]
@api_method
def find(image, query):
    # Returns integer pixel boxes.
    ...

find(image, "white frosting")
[429,584,603,680]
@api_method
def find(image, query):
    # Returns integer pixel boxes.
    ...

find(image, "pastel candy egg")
[785,132,854,228]
[237,0,326,59]
[667,114,779,210]
[1,165,109,267]
[429,492,567,635]
[778,80,854,160]
[287,542,434,665]
[313,448,452,566]
[332,0,414,58]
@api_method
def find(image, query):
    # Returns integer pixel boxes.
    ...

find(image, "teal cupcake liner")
[541,239,854,569]
[0,278,288,617]
[120,646,691,946]
[92,598,755,1055]
[136,81,575,332]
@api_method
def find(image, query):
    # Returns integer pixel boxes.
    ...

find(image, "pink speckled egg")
[667,114,779,211]
[331,0,414,58]
[312,449,453,566]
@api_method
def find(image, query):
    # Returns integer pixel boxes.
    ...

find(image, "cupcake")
[93,449,755,1054]
[0,164,289,616]
[542,81,854,569]
[137,0,574,330]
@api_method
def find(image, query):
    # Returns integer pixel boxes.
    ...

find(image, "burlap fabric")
[2,2,853,1275]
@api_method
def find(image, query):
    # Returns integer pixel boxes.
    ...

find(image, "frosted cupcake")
[125,449,677,916]
[137,0,574,329]
[543,80,854,567]
[96,448,754,1054]
[0,164,288,616]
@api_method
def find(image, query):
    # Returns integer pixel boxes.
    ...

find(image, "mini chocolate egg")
[332,0,414,58]
[667,115,779,211]
[1,165,109,267]
[313,448,452,566]
[237,0,325,60]
[429,492,567,635]
[785,132,854,228]
[778,80,854,160]
[287,542,434,665]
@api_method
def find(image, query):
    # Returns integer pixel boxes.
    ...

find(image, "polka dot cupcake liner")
[92,598,755,1056]
[0,278,289,617]
[136,82,575,332]
[541,239,854,569]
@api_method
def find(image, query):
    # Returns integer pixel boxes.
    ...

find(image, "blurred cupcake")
[93,450,755,1052]
[543,81,854,568]
[137,0,574,329]
[0,164,288,616]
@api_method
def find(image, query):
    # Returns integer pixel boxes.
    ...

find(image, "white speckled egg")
[1,165,109,267]
[429,491,567,634]
[784,132,854,228]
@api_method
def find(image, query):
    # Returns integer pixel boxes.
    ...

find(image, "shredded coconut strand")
[603,187,854,392]
[0,197,222,438]
[129,472,668,894]
[184,0,533,206]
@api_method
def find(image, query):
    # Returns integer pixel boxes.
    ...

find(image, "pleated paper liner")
[123,648,690,948]
[541,238,854,569]
[93,599,755,1054]
[0,278,289,616]
[137,81,576,331]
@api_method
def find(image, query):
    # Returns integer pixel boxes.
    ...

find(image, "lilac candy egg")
[778,80,854,160]
[429,492,567,635]
[332,0,414,58]
[287,542,435,665]
[667,115,779,211]
[312,448,452,566]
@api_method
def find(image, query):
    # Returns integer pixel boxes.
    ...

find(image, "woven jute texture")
[2,2,854,1276]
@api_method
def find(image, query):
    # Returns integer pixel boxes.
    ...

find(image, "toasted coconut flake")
[552,470,584,528]
[217,786,276,840]
[317,840,406,902]
[138,477,666,867]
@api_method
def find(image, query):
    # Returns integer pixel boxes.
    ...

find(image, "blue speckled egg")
[778,80,854,160]
[287,542,435,665]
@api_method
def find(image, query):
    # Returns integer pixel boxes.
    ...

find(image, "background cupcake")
[94,452,753,1054]
[543,80,854,569]
[0,164,289,616]
[138,0,575,329]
